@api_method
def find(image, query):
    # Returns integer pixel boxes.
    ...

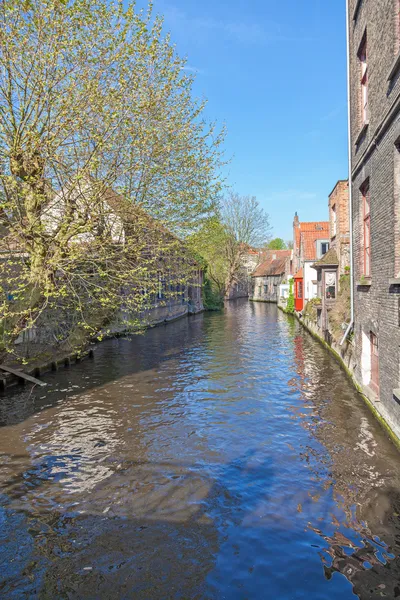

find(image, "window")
[298,281,303,299]
[358,35,368,125]
[362,181,371,277]
[264,284,268,294]
[325,272,336,299]
[317,240,330,258]
[332,204,337,237]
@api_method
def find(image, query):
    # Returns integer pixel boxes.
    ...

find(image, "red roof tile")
[300,224,329,261]
[252,250,291,277]
[295,221,329,255]
[294,268,303,279]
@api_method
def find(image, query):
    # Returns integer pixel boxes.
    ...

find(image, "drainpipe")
[340,0,354,346]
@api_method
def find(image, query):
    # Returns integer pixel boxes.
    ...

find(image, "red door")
[370,333,379,395]
[295,280,304,311]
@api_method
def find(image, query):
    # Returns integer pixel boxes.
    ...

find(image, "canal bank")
[1,301,400,599]
[0,303,205,392]
[282,304,400,450]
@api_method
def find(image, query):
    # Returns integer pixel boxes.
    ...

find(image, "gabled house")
[251,249,292,303]
[292,214,330,312]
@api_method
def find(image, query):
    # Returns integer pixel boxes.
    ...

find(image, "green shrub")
[202,276,224,311]
[287,278,295,314]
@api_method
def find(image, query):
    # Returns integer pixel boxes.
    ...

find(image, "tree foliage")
[187,217,230,301]
[268,238,287,250]
[0,0,225,359]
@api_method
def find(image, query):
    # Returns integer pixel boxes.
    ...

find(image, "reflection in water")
[1,301,400,598]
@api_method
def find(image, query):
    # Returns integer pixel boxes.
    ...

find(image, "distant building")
[250,250,292,303]
[347,0,400,434]
[226,247,264,300]
[292,214,330,311]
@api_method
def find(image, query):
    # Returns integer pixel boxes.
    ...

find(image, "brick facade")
[348,0,400,437]
[328,180,350,277]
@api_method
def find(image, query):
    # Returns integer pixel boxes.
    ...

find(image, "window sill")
[389,278,400,286]
[355,122,369,147]
[357,277,371,287]
[388,51,400,82]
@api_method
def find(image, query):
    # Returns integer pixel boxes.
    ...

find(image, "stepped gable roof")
[312,248,339,269]
[251,250,291,277]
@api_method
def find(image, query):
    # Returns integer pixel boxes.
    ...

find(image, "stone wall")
[251,274,283,303]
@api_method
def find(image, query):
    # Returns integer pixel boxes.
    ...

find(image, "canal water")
[1,301,400,599]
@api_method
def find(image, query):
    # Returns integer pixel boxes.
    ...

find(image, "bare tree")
[221,192,271,296]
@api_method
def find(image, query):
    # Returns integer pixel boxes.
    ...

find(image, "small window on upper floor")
[358,34,368,126]
[317,240,330,258]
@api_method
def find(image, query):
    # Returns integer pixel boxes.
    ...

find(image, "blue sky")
[152,0,348,241]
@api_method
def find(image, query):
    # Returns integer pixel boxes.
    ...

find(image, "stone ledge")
[355,122,369,147]
[389,278,400,285]
[357,278,372,287]
[388,51,400,82]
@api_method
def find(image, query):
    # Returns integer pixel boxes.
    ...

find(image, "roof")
[294,268,303,279]
[300,223,329,260]
[312,248,339,269]
[251,250,291,277]
[294,221,329,254]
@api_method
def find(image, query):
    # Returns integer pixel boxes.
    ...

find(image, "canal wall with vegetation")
[279,301,400,449]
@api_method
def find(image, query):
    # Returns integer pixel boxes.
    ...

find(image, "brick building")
[348,0,400,435]
[329,180,350,275]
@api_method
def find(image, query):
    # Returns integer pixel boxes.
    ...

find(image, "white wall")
[361,331,371,386]
[304,261,318,301]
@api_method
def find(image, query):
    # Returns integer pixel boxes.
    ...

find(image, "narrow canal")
[1,301,400,599]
